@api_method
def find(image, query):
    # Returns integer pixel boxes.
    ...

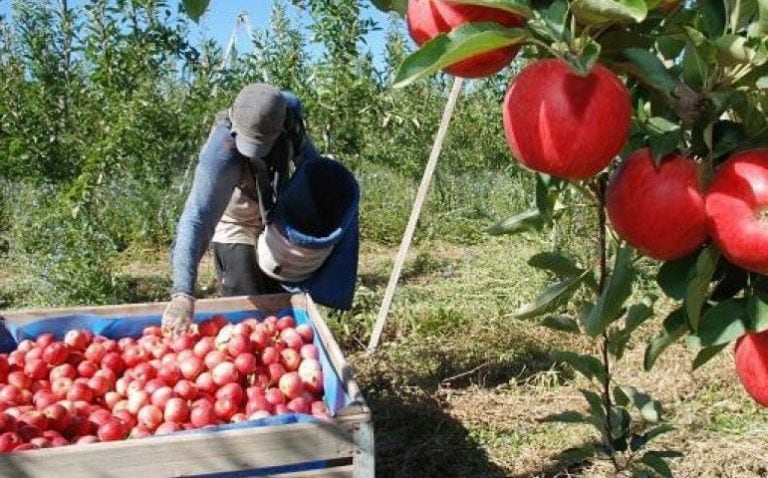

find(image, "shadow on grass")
[507,445,599,478]
[367,389,509,478]
[357,337,585,477]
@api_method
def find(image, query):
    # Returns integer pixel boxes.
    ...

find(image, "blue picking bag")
[272,157,360,311]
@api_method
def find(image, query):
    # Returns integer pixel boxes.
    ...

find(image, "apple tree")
[371,0,768,475]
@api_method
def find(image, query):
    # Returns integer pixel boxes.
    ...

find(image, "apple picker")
[162,83,360,335]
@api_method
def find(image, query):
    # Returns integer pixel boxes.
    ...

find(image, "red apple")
[77,360,98,379]
[503,59,631,180]
[163,397,190,424]
[193,337,215,358]
[300,344,319,360]
[295,324,314,344]
[150,386,175,409]
[606,148,708,260]
[261,347,279,365]
[407,0,525,78]
[137,404,163,431]
[706,149,768,274]
[173,380,198,401]
[280,349,301,372]
[211,362,239,386]
[190,403,216,428]
[195,372,217,395]
[36,334,55,348]
[0,432,22,452]
[42,342,70,366]
[179,356,205,381]
[735,330,768,406]
[153,421,182,435]
[278,372,304,400]
[280,329,303,351]
[64,330,90,351]
[233,353,258,375]
[215,383,244,405]
[213,398,238,421]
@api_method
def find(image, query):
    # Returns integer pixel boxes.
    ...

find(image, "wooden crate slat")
[1,294,305,323]
[0,419,361,477]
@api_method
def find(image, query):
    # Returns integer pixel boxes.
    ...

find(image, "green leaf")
[581,389,606,420]
[620,385,662,423]
[609,329,632,360]
[181,0,210,22]
[442,0,533,17]
[369,0,407,15]
[657,253,699,300]
[748,292,768,332]
[623,48,679,93]
[644,307,688,371]
[644,423,676,442]
[687,299,748,347]
[394,23,528,87]
[571,0,649,24]
[698,0,727,38]
[641,451,674,478]
[625,299,655,332]
[514,272,589,319]
[566,41,602,76]
[685,245,720,331]
[585,246,635,337]
[540,410,589,423]
[541,315,581,333]
[542,0,570,28]
[558,446,596,461]
[648,128,683,163]
[657,35,686,60]
[535,174,566,220]
[632,467,654,478]
[610,407,632,449]
[528,252,583,278]
[682,40,710,90]
[553,351,607,382]
[757,0,768,34]
[614,386,630,407]
[692,343,729,370]
[487,208,556,235]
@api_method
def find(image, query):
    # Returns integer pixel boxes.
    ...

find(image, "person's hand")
[161,293,195,336]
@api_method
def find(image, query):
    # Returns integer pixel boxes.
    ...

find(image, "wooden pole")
[367,76,465,353]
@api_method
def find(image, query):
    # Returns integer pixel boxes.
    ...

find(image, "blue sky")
[0,0,401,68]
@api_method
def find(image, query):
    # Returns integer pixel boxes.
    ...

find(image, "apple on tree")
[406,0,525,78]
[705,149,768,275]
[502,59,632,180]
[606,148,708,260]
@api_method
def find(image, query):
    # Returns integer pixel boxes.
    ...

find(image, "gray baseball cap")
[230,83,287,158]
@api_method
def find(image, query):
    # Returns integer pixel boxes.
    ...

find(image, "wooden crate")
[0,293,374,478]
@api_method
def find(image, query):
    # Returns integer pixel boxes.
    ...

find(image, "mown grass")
[1,166,767,477]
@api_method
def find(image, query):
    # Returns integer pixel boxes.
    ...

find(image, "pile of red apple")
[0,314,329,452]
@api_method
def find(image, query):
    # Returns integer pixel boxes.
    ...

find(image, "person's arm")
[171,119,242,296]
